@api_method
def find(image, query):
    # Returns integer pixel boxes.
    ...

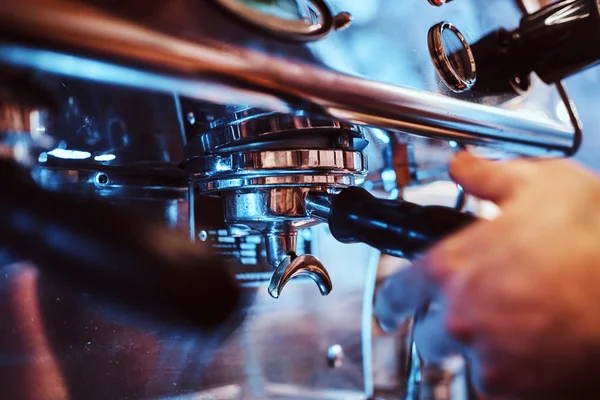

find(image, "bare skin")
[377,152,600,399]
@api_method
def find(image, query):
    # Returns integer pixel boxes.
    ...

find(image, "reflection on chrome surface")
[0,0,599,399]
[0,0,582,155]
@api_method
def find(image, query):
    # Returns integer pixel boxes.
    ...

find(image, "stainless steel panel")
[0,230,378,400]
[0,76,380,399]
[198,229,379,399]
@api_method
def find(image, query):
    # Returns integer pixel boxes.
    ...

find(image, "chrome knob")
[268,254,333,299]
[428,21,476,93]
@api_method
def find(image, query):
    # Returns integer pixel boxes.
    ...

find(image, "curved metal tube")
[268,254,332,298]
[0,0,577,156]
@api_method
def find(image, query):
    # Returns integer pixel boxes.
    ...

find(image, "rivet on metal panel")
[198,230,209,241]
[326,344,344,368]
[94,172,109,187]
[187,112,196,125]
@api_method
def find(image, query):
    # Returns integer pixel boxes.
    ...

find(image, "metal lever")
[268,253,332,299]
[471,0,600,94]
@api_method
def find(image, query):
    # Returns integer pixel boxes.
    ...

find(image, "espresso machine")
[0,0,598,399]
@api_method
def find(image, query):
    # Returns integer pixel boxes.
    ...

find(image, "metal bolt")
[187,112,196,125]
[94,172,109,186]
[327,344,344,368]
[198,230,208,242]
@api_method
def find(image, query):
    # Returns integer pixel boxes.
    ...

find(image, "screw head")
[327,344,344,368]
[94,173,109,186]
[187,112,196,125]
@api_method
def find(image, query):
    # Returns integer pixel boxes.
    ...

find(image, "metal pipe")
[0,0,577,156]
[305,192,333,221]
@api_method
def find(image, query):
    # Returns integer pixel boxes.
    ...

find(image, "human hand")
[376,152,600,399]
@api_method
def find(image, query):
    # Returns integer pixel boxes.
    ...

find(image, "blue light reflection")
[94,154,116,162]
[47,148,91,160]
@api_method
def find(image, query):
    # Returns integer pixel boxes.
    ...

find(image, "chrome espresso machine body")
[0,0,598,399]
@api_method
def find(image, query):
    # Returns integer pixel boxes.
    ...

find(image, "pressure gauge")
[212,0,352,42]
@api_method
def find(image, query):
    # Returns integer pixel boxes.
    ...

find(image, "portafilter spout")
[221,189,334,298]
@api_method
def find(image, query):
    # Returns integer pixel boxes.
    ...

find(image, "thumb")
[449,152,527,204]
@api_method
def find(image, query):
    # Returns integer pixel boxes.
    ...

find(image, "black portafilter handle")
[307,186,476,258]
[471,0,600,94]
[0,161,240,331]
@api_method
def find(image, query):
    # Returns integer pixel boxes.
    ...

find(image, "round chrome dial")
[428,21,476,93]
